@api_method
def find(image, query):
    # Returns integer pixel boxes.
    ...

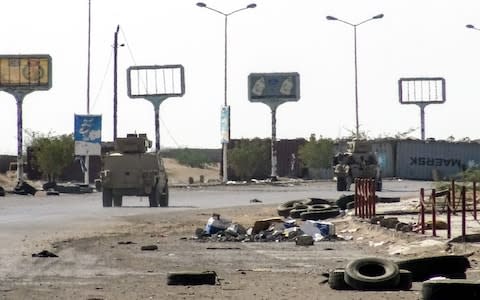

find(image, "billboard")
[127,64,185,98]
[248,72,300,104]
[74,114,102,156]
[0,55,52,90]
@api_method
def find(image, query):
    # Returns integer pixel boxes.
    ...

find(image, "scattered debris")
[118,241,136,245]
[32,250,58,258]
[296,234,314,246]
[140,245,158,251]
[167,271,217,285]
[249,198,262,203]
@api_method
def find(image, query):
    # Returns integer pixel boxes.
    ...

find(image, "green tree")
[30,133,74,182]
[298,134,334,169]
[175,148,212,169]
[228,138,270,180]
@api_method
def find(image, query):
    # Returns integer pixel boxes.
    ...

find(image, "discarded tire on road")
[344,257,400,290]
[300,209,340,221]
[289,208,309,219]
[304,198,333,205]
[422,279,480,300]
[277,199,309,217]
[398,269,413,290]
[396,255,470,282]
[336,194,355,210]
[167,271,217,285]
[329,268,411,291]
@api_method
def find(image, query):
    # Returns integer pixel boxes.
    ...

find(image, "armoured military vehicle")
[333,139,382,192]
[100,133,168,207]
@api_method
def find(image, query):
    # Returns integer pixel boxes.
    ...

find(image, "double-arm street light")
[326,14,384,139]
[466,24,480,31]
[196,2,256,183]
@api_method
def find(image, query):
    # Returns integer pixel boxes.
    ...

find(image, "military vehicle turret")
[100,133,168,207]
[333,139,382,192]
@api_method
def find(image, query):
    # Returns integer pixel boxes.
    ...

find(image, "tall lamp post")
[326,14,384,139]
[467,24,480,31]
[196,2,256,183]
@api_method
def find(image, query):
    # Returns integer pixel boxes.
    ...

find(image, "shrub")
[298,134,334,169]
[228,138,270,180]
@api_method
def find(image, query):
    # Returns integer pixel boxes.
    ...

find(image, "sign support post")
[127,65,185,153]
[248,72,300,180]
[0,55,52,186]
[399,77,446,140]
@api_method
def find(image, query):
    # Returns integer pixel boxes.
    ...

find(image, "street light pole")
[196,2,256,183]
[326,14,384,139]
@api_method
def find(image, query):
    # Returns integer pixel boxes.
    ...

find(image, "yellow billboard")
[0,55,51,89]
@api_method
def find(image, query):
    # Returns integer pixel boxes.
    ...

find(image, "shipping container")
[395,140,480,180]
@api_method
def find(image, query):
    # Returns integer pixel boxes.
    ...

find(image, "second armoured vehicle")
[333,139,382,192]
[100,133,168,207]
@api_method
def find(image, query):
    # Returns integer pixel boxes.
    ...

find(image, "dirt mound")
[164,158,220,185]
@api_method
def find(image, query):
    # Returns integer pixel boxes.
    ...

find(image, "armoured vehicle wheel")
[337,177,347,191]
[160,185,169,207]
[113,194,123,207]
[376,179,382,192]
[149,185,159,207]
[102,188,113,207]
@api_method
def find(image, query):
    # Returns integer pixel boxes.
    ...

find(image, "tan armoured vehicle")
[333,139,382,192]
[100,133,168,207]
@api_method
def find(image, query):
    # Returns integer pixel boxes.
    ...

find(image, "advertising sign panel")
[248,72,300,104]
[220,106,230,144]
[74,114,102,156]
[0,55,52,90]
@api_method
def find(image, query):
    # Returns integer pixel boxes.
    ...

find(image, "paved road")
[0,179,433,261]
[0,179,432,226]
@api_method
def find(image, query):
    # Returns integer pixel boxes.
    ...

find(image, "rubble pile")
[195,216,341,243]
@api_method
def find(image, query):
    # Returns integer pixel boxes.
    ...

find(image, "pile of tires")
[328,257,412,291]
[277,198,340,221]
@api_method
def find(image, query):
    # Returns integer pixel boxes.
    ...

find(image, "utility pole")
[113,25,120,140]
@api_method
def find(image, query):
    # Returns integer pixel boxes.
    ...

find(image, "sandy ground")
[1,161,480,299]
[1,201,480,299]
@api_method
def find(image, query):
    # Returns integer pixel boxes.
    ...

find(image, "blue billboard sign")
[74,114,102,155]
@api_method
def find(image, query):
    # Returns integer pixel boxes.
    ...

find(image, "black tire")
[159,185,169,207]
[422,279,480,300]
[336,194,355,210]
[305,198,333,205]
[149,184,159,207]
[300,209,340,221]
[328,269,352,290]
[167,271,217,286]
[337,177,347,191]
[277,199,309,217]
[307,204,332,211]
[113,194,122,207]
[0,186,5,197]
[102,188,113,207]
[398,269,412,290]
[396,255,471,282]
[289,208,308,219]
[344,257,400,290]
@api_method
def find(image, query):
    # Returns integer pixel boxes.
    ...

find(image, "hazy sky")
[1,0,480,155]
